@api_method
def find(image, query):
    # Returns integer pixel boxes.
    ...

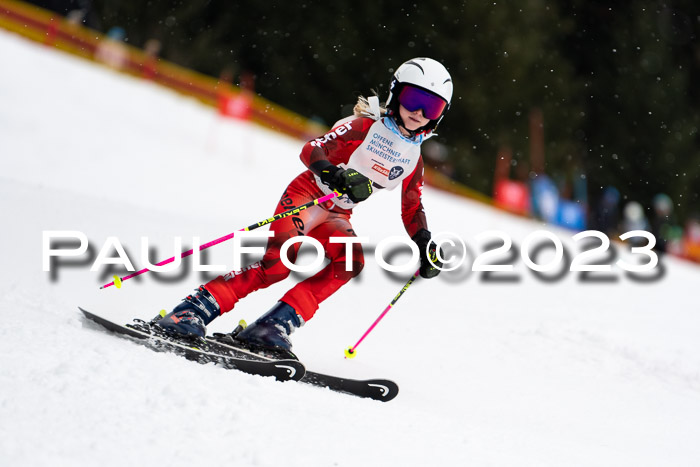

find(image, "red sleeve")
[401,157,428,238]
[300,117,375,169]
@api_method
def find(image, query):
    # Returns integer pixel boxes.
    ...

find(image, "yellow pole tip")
[344,347,357,359]
[113,275,122,289]
[239,319,247,329]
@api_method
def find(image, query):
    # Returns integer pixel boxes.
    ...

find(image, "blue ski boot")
[234,301,303,359]
[155,286,221,339]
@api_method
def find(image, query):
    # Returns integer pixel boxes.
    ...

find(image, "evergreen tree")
[84,0,699,220]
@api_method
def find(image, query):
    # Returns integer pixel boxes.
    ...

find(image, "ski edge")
[206,335,399,402]
[79,307,305,382]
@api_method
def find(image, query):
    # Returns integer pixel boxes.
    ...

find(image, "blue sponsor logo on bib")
[388,166,404,180]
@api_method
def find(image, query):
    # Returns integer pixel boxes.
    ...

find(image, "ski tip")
[78,306,95,321]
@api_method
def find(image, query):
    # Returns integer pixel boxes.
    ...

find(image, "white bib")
[315,117,423,210]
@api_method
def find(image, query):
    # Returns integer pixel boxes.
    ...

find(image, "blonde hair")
[353,93,387,119]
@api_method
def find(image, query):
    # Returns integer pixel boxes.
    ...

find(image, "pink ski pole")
[344,269,420,359]
[100,191,339,289]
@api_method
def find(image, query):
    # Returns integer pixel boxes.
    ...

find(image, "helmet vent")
[405,60,425,74]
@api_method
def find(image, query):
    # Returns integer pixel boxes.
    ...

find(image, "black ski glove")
[412,229,442,279]
[317,164,373,204]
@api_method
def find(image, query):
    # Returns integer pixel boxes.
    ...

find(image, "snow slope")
[1,28,699,467]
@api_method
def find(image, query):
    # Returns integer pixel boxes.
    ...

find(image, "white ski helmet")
[386,57,453,134]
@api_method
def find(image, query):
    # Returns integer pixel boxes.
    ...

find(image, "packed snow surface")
[1,29,698,467]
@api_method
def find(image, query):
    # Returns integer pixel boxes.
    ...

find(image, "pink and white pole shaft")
[100,191,339,289]
[345,269,420,357]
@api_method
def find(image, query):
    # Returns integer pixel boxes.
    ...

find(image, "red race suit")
[205,116,429,322]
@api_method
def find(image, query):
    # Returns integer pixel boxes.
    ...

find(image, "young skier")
[156,57,453,357]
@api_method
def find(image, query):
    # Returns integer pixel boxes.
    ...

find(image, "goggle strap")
[368,96,381,120]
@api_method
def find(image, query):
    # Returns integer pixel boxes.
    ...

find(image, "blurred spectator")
[650,193,678,253]
[530,174,559,224]
[26,0,100,28]
[423,140,454,178]
[683,214,700,262]
[592,186,620,236]
[65,8,86,26]
[239,70,256,93]
[219,65,236,85]
[621,201,650,246]
[217,67,255,121]
[142,38,161,80]
[555,199,586,231]
[95,26,128,70]
[664,225,685,257]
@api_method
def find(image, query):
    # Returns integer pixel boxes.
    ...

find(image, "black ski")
[300,372,398,402]
[207,334,399,402]
[79,308,305,382]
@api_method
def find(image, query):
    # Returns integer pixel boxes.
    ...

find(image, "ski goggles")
[397,85,448,120]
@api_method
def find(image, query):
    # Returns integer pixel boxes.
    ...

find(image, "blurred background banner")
[2,0,699,261]
[0,0,326,140]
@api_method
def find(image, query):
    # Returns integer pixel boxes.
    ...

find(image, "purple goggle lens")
[398,85,447,120]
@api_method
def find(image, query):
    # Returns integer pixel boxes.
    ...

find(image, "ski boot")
[234,301,303,360]
[154,286,221,339]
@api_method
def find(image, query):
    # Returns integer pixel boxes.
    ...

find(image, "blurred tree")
[82,0,699,221]
[559,0,700,220]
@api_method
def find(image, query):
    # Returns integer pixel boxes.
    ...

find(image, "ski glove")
[318,164,373,204]
[412,229,442,279]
